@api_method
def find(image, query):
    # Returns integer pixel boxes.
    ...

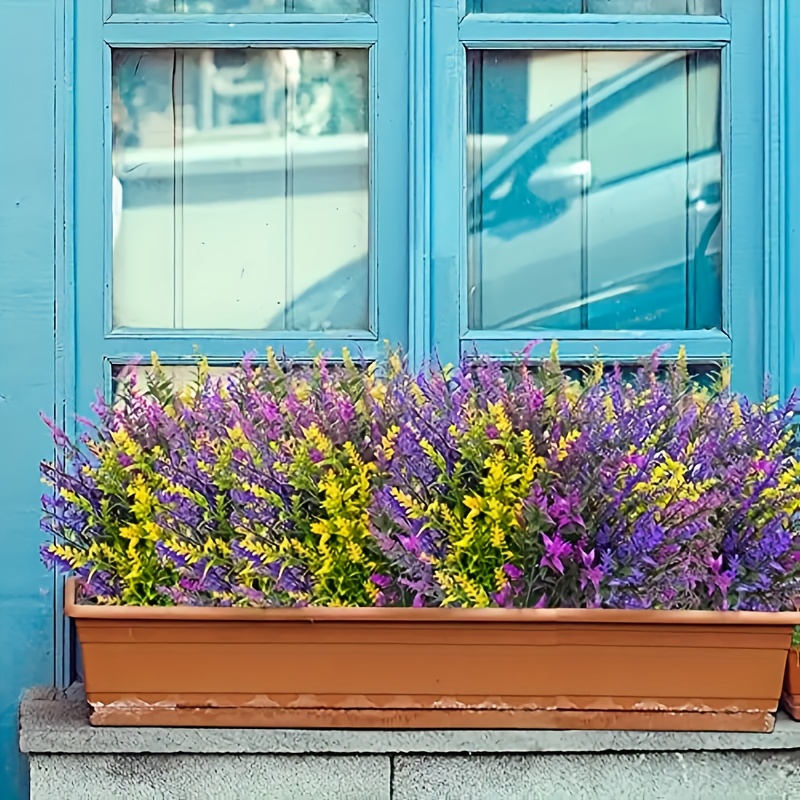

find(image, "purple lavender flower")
[155,541,189,569]
[39,544,73,573]
[540,534,573,574]
[75,565,120,600]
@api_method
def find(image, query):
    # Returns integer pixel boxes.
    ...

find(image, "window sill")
[20,686,800,799]
[19,684,800,756]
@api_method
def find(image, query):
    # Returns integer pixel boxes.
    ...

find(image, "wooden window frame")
[73,0,410,417]
[428,0,771,397]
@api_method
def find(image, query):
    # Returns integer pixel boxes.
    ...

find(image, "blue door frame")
[0,1,798,796]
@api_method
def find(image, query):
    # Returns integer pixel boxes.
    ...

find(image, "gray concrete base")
[20,686,800,799]
[28,754,389,800]
[393,753,800,799]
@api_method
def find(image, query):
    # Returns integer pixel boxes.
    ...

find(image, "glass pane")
[467,50,722,331]
[470,0,720,12]
[112,48,369,331]
[112,364,234,400]
[113,0,369,12]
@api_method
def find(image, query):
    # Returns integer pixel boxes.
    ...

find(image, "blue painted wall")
[0,1,57,795]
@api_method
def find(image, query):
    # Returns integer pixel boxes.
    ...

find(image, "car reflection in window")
[278,50,722,334]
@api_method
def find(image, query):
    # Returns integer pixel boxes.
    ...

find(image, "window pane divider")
[107,12,372,24]
[103,19,378,46]
[98,337,383,363]
[465,329,730,342]
[461,332,731,363]
[459,15,730,46]
[107,328,378,340]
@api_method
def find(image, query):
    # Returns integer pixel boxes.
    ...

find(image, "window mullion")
[103,19,378,46]
[101,337,387,363]
[461,332,731,364]
[726,0,764,396]
[458,14,731,47]
[430,0,466,367]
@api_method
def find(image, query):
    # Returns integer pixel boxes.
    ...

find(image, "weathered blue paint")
[408,0,432,370]
[786,0,800,396]
[74,0,113,423]
[764,0,786,397]
[373,0,412,352]
[0,1,58,796]
[55,0,77,693]
[103,19,379,45]
[461,330,731,364]
[431,0,465,367]
[725,0,765,397]
[458,14,731,45]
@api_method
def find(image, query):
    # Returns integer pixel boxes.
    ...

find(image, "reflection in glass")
[112,48,369,331]
[468,50,722,331]
[470,0,720,13]
[113,0,369,12]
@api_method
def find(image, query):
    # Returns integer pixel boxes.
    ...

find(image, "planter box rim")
[64,579,800,625]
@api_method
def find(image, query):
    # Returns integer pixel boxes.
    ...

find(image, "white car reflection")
[280,51,722,333]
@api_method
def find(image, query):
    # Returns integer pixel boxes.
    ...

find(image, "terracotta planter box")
[66,580,800,732]
[782,648,800,720]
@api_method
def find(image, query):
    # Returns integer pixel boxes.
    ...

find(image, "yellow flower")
[463,495,483,512]
[49,544,86,569]
[487,402,512,437]
[347,541,364,563]
[365,580,379,601]
[381,426,399,461]
[119,524,142,541]
[490,525,506,550]
[369,382,387,405]
[555,429,581,462]
[304,424,332,455]
[341,347,356,371]
[110,428,140,458]
[142,521,161,540]
[454,574,489,607]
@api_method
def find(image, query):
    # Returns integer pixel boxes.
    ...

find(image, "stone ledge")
[19,685,800,756]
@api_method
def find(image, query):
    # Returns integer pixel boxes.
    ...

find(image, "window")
[75,0,408,412]
[74,0,768,413]
[113,1,369,13]
[431,0,766,397]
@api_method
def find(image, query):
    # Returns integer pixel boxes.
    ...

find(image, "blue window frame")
[71,0,779,410]
[430,0,768,396]
[74,0,409,415]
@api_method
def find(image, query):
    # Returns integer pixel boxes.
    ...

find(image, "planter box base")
[782,650,800,720]
[782,692,800,721]
[88,705,776,733]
